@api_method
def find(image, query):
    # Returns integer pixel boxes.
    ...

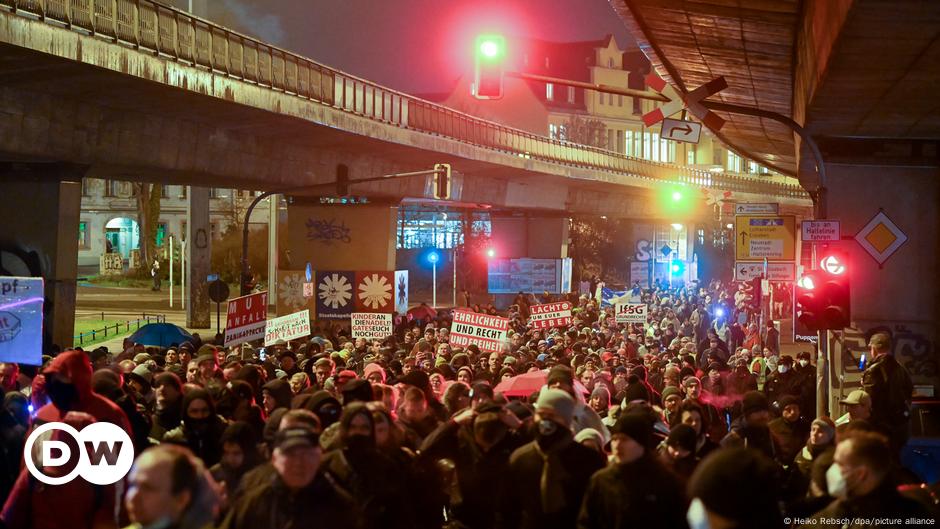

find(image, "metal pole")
[268,193,279,308]
[453,248,457,307]
[181,238,186,312]
[432,260,437,308]
[169,235,174,308]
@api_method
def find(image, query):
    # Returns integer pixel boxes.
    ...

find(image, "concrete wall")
[286,203,398,271]
[490,216,569,259]
[827,163,939,386]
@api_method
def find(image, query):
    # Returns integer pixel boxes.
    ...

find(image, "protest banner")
[449,310,509,353]
[529,301,572,330]
[223,291,268,347]
[0,277,43,366]
[351,312,393,341]
[615,302,648,324]
[264,309,311,346]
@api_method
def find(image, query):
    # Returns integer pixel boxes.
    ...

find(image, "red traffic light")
[820,255,846,275]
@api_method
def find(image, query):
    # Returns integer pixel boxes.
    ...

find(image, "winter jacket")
[498,437,606,529]
[219,472,361,529]
[803,480,931,529]
[577,454,688,529]
[34,351,131,434]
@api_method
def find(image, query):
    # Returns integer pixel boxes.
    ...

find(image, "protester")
[125,444,220,529]
[862,333,914,453]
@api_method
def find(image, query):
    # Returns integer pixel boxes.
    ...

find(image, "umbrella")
[493,369,589,399]
[128,323,193,348]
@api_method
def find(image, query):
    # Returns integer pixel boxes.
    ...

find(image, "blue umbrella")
[128,323,193,348]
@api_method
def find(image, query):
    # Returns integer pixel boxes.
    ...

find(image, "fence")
[0,0,808,200]
[74,313,166,346]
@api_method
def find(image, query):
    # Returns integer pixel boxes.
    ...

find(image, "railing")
[0,0,809,200]
[73,313,166,346]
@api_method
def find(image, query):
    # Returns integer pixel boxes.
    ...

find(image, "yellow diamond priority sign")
[855,211,907,265]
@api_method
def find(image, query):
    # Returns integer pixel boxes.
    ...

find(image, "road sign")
[643,74,727,130]
[208,279,230,303]
[802,220,840,242]
[660,118,701,144]
[734,262,796,282]
[660,245,672,257]
[734,215,796,261]
[855,210,908,265]
[734,203,779,215]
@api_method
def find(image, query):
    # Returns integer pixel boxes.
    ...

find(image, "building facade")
[77,178,270,267]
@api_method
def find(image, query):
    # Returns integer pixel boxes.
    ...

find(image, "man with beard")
[150,372,184,441]
[498,389,606,529]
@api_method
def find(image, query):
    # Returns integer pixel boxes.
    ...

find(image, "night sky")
[207,0,634,94]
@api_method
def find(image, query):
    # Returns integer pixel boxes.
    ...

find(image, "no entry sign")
[529,302,572,330]
[450,310,509,353]
[224,291,268,347]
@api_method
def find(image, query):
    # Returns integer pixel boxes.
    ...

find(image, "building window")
[598,93,604,105]
[156,222,167,247]
[608,130,615,151]
[748,161,759,174]
[209,188,218,199]
[727,151,742,173]
[567,86,575,103]
[632,97,642,115]
[181,220,187,238]
[78,221,89,249]
[607,57,614,68]
[617,95,623,107]
[104,180,115,197]
[713,147,723,166]
[549,123,558,139]
[625,131,634,157]
[160,186,169,198]
[545,83,554,101]
[616,130,624,154]
[687,144,697,165]
[179,186,187,199]
[210,222,219,240]
[558,124,568,142]
[81,179,90,197]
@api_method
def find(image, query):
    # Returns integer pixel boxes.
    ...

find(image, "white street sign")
[801,220,840,242]
[734,203,779,215]
[660,118,702,144]
[734,262,796,282]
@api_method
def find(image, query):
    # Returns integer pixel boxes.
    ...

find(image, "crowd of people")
[0,279,934,529]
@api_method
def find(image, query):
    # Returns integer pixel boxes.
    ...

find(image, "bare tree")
[133,183,162,269]
[562,115,608,149]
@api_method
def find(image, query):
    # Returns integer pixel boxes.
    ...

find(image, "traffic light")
[433,163,451,200]
[474,34,505,99]
[670,259,685,276]
[796,253,850,331]
[747,276,762,311]
[336,164,350,196]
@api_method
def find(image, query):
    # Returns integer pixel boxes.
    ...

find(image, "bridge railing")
[0,0,808,200]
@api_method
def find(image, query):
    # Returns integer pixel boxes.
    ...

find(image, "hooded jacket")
[262,379,293,412]
[34,351,131,434]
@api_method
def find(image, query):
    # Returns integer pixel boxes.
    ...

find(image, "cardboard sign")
[223,291,268,347]
[264,309,311,346]
[529,302,572,330]
[351,312,393,341]
[615,303,648,324]
[449,310,509,353]
[0,277,44,366]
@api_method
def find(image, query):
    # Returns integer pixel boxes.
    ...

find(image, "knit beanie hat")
[363,363,386,383]
[666,423,697,453]
[811,416,836,442]
[661,385,682,402]
[546,365,574,388]
[535,388,576,425]
[609,411,653,448]
[742,390,769,416]
[689,448,781,528]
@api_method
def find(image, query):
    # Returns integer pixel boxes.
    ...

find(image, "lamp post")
[428,251,439,307]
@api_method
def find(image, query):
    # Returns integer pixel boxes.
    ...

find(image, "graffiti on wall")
[305,218,352,245]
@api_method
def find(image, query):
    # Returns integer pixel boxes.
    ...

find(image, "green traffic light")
[672,191,683,201]
[475,34,505,61]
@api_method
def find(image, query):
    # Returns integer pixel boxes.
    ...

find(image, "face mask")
[799,360,809,367]
[345,434,375,454]
[186,416,210,433]
[686,498,711,529]
[534,419,569,451]
[778,365,789,374]
[826,463,849,499]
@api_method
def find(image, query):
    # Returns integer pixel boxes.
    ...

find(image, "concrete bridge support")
[0,164,82,353]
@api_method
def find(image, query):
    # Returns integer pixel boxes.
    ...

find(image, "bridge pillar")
[491,216,569,259]
[0,164,82,354]
[282,202,399,315]
[186,186,211,329]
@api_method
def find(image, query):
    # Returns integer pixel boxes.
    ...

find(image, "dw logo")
[24,422,134,485]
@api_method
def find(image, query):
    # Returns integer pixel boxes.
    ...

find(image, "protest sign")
[264,309,311,346]
[224,291,267,347]
[450,310,509,353]
[351,312,393,341]
[0,277,43,366]
[529,301,572,330]
[615,303,648,324]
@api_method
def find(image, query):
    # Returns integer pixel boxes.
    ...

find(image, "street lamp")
[428,250,439,307]
[486,247,496,258]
